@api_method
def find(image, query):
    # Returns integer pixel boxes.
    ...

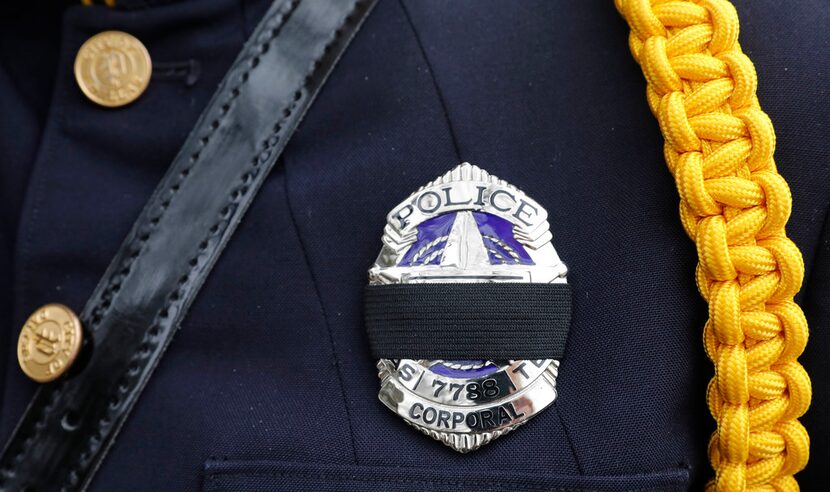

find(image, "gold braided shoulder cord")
[615,1,812,490]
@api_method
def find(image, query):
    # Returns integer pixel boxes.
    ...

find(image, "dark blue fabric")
[0,1,827,491]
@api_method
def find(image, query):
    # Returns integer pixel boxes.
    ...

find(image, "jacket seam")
[799,199,830,304]
[397,0,463,164]
[282,162,360,465]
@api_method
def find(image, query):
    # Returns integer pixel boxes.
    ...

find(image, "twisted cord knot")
[616,0,811,490]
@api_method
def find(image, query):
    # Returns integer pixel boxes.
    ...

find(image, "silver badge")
[368,163,568,452]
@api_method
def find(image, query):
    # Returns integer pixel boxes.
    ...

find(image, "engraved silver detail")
[369,163,568,452]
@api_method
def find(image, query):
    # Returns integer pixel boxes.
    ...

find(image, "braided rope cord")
[615,1,812,490]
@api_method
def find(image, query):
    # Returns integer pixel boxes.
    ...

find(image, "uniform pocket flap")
[203,459,690,492]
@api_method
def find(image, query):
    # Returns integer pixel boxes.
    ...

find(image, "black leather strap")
[364,283,572,359]
[0,1,377,490]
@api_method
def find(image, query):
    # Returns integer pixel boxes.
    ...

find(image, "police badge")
[365,163,571,452]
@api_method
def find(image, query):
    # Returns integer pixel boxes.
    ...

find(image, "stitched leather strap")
[364,284,572,359]
[0,1,377,490]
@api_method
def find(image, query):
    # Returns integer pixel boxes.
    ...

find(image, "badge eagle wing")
[368,163,568,452]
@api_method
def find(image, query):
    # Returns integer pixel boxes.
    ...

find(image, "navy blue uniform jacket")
[0,0,828,490]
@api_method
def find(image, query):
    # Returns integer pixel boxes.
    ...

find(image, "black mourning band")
[364,283,572,360]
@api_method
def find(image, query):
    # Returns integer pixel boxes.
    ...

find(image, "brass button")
[18,304,83,383]
[74,31,152,107]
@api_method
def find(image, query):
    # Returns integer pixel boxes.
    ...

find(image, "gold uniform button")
[74,30,152,107]
[18,304,83,383]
